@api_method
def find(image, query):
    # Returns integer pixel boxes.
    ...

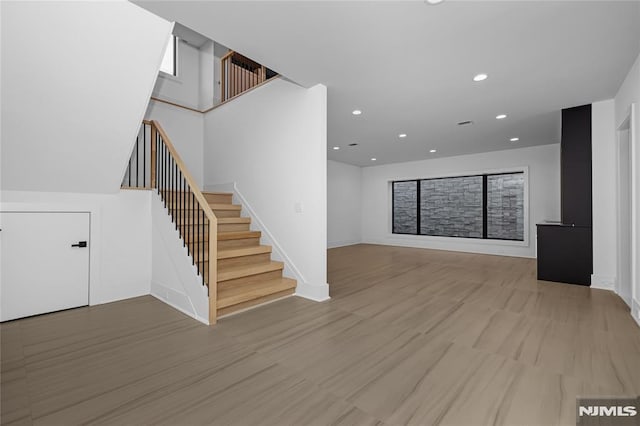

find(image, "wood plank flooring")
[2,244,639,425]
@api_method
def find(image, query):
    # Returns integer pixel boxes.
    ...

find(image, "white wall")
[361,144,561,258]
[614,52,640,326]
[615,54,640,129]
[591,100,618,289]
[1,190,152,305]
[150,194,209,324]
[199,40,216,110]
[1,1,171,193]
[153,39,202,110]
[203,79,329,301]
[144,100,205,187]
[327,160,362,248]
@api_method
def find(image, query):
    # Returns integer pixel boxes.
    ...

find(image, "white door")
[0,212,90,321]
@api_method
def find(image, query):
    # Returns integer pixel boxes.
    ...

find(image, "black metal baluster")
[182,174,186,247]
[163,138,166,200]
[135,136,140,187]
[191,192,195,265]
[177,165,180,231]
[143,124,146,187]
[161,139,164,202]
[174,162,178,230]
[156,132,160,196]
[202,210,206,285]
[184,178,188,248]
[196,195,200,271]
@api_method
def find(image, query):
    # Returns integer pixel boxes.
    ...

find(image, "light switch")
[294,202,303,213]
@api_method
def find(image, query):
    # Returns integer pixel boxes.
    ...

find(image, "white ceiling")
[134,0,640,166]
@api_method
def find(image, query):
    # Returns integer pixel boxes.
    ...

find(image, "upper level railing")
[122,120,218,324]
[221,51,276,102]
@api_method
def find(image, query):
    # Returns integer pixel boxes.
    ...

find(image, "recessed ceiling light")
[332,146,340,150]
[371,158,377,161]
[398,133,407,138]
[510,137,519,142]
[473,73,488,82]
[348,143,358,147]
[425,0,444,4]
[430,149,437,153]
[352,109,362,115]
[496,114,507,120]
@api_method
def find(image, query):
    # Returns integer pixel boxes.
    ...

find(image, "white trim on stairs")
[205,182,330,302]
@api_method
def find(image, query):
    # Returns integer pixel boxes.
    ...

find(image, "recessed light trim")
[510,137,519,142]
[332,146,340,150]
[473,73,488,82]
[425,0,444,4]
[430,149,437,153]
[398,133,407,138]
[371,158,377,161]
[496,114,507,120]
[352,109,362,115]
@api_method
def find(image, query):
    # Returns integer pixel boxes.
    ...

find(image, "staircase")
[123,120,296,324]
[202,192,297,317]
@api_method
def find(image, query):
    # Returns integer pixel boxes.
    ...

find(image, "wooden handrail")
[148,76,280,115]
[151,120,218,325]
[152,121,216,222]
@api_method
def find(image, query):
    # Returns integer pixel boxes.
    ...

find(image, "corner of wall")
[590,274,617,291]
[295,281,330,302]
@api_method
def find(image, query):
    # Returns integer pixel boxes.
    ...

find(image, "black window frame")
[392,171,525,241]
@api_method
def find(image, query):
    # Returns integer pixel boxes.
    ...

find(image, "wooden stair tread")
[217,261,283,282]
[202,191,233,196]
[218,278,296,309]
[217,217,250,224]
[217,231,261,240]
[209,204,241,210]
[218,245,272,259]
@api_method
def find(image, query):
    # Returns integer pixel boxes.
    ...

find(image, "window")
[392,171,524,241]
[159,36,176,76]
[392,181,418,234]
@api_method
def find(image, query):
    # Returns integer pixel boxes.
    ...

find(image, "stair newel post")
[209,216,217,325]
[150,123,157,189]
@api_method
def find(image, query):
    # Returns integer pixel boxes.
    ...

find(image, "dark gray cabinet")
[536,104,593,286]
[561,105,592,227]
[537,223,592,285]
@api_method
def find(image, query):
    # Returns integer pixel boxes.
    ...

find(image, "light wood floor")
[2,244,639,425]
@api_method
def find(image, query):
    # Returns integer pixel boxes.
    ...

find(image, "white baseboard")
[362,237,535,259]
[590,274,617,291]
[328,240,361,249]
[295,281,330,302]
[632,298,640,328]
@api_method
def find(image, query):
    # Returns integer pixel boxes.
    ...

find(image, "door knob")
[71,241,87,248]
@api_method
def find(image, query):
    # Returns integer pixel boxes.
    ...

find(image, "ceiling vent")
[348,143,358,146]
[457,120,474,126]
